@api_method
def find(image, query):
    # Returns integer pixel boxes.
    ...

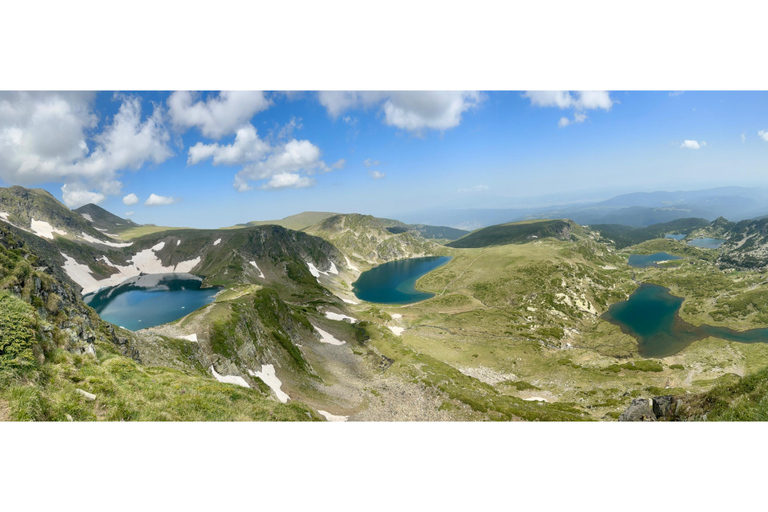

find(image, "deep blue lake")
[687,238,725,249]
[84,273,220,331]
[352,256,451,304]
[603,283,768,357]
[627,252,683,268]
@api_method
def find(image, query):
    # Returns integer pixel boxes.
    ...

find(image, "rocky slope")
[303,213,440,268]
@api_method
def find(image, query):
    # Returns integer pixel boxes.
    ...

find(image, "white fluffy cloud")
[759,130,768,142]
[122,193,139,205]
[168,91,271,139]
[145,193,178,206]
[189,123,344,191]
[681,140,702,149]
[260,172,314,190]
[187,124,270,166]
[523,91,614,111]
[318,91,483,133]
[61,183,106,208]
[363,158,380,168]
[0,92,173,204]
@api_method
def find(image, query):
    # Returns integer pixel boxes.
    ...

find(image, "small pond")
[687,238,725,249]
[627,252,683,268]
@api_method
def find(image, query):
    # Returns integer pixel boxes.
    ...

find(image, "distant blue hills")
[401,187,768,229]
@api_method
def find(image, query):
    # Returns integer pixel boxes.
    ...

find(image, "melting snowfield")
[61,241,202,295]
[306,260,339,281]
[78,232,133,248]
[318,410,349,422]
[344,255,360,272]
[313,325,346,345]
[249,261,265,278]
[324,311,357,323]
[248,365,290,403]
[31,219,67,239]
[388,326,405,336]
[210,366,250,388]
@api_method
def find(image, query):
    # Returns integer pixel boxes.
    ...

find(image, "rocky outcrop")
[619,395,689,421]
[618,398,657,421]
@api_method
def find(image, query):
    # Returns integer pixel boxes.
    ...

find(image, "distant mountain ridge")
[402,187,768,229]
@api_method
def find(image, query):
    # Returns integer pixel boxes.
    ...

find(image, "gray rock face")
[618,398,657,421]
[652,395,677,419]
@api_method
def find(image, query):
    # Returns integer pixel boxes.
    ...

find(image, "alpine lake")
[602,283,768,358]
[84,273,220,331]
[352,256,452,304]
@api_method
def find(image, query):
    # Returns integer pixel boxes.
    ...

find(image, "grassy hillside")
[0,221,316,421]
[447,219,580,248]
[247,211,338,231]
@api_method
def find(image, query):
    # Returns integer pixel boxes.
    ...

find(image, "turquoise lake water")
[687,238,725,249]
[665,234,686,240]
[352,256,451,304]
[627,252,683,268]
[602,283,768,357]
[84,273,220,331]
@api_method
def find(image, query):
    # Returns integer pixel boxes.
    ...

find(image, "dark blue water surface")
[84,273,220,331]
[627,253,683,268]
[603,283,768,357]
[352,256,451,304]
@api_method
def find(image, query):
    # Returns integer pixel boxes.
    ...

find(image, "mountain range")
[5,184,768,422]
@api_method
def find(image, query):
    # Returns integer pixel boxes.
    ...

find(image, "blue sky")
[1,90,767,228]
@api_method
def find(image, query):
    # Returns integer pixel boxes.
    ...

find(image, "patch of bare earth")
[0,399,11,421]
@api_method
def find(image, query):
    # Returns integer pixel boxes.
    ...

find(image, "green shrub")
[0,292,39,374]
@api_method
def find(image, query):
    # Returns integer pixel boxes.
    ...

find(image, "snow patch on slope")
[306,260,340,281]
[318,410,349,422]
[249,261,265,279]
[31,219,67,239]
[81,213,94,222]
[179,334,198,342]
[210,366,250,388]
[0,212,9,222]
[313,325,346,345]
[388,326,405,336]
[213,238,221,246]
[62,242,202,295]
[324,311,357,323]
[344,255,359,272]
[79,232,133,248]
[248,365,290,403]
[306,261,322,278]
